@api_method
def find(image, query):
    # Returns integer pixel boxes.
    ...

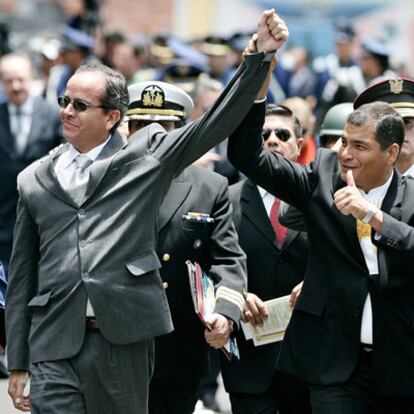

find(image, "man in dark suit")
[221,104,310,414]
[228,89,414,412]
[126,80,246,414]
[0,52,62,270]
[6,11,288,414]
[0,52,62,377]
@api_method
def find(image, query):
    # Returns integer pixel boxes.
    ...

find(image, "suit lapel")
[83,132,125,203]
[241,179,277,250]
[158,170,192,232]
[0,103,14,156]
[24,97,43,156]
[35,144,77,206]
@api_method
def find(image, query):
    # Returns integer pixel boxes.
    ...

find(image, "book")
[186,260,239,361]
[241,295,292,346]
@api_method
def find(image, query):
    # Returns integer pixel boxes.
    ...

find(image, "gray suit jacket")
[6,52,271,371]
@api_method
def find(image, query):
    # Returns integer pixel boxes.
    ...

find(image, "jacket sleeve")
[208,179,246,328]
[147,53,273,175]
[5,181,39,371]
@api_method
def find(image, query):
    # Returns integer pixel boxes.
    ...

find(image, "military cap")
[354,78,414,118]
[200,36,232,56]
[320,103,354,137]
[60,25,95,52]
[334,19,355,43]
[127,81,194,122]
[361,37,390,58]
[229,32,252,52]
[161,60,207,95]
[151,33,175,65]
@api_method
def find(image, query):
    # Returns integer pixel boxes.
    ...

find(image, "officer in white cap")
[126,80,246,414]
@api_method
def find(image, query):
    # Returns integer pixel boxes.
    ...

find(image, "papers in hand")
[186,260,239,361]
[241,295,292,346]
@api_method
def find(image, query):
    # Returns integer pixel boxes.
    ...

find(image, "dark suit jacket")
[5,53,272,372]
[153,165,246,382]
[0,97,62,263]
[220,178,308,394]
[228,102,414,396]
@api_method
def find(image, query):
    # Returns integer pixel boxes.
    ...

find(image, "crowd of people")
[0,4,413,414]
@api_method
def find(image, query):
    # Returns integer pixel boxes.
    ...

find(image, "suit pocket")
[181,220,212,232]
[295,292,326,316]
[27,291,52,308]
[126,250,162,276]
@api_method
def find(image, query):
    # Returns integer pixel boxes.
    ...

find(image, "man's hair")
[75,62,129,133]
[194,76,223,102]
[266,104,303,139]
[347,101,404,150]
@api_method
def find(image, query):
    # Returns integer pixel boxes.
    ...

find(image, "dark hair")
[75,62,129,133]
[347,101,404,151]
[266,104,303,139]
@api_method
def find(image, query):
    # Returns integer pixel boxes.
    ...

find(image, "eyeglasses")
[57,96,107,112]
[262,128,292,142]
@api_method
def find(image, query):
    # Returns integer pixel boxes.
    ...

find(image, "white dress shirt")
[257,186,275,217]
[359,172,393,344]
[9,96,34,154]
[54,136,111,316]
[403,163,414,177]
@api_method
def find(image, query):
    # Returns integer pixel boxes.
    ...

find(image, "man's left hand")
[204,313,232,349]
[334,170,371,220]
[256,9,289,53]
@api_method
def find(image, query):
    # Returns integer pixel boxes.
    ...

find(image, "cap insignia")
[389,78,404,94]
[141,85,165,108]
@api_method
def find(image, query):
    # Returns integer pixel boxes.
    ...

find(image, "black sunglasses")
[57,96,107,112]
[262,127,291,142]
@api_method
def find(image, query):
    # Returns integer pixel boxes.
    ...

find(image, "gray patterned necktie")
[68,154,93,204]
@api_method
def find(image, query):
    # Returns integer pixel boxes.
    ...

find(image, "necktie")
[269,197,287,246]
[14,107,25,154]
[68,154,93,205]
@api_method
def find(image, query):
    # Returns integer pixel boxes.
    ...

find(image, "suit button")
[79,209,85,216]
[162,253,170,262]
[163,282,169,289]
[82,272,90,280]
[80,240,87,248]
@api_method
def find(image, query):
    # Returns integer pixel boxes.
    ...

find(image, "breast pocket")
[126,250,162,277]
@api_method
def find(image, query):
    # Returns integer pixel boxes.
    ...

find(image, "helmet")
[319,103,354,137]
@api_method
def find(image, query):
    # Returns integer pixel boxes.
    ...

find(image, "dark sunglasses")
[57,96,107,112]
[262,127,291,142]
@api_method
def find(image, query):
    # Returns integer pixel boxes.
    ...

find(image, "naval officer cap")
[354,78,414,118]
[127,81,194,122]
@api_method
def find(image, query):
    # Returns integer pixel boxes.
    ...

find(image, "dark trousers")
[230,370,311,414]
[310,347,414,414]
[30,329,154,414]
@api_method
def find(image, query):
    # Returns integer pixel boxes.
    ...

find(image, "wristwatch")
[361,204,379,224]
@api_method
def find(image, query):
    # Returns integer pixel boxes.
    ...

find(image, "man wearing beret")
[126,80,246,414]
[5,9,288,414]
[228,50,414,411]
[354,77,414,177]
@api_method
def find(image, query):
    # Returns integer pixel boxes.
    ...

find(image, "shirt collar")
[9,95,34,116]
[360,171,394,201]
[62,134,112,171]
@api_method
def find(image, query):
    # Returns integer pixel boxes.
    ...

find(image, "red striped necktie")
[269,197,287,246]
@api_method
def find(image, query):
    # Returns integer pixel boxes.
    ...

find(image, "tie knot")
[75,154,93,172]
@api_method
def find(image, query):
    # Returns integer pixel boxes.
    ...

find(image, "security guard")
[319,102,353,148]
[354,77,414,177]
[126,81,246,414]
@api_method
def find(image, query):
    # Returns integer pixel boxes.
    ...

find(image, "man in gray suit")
[5,10,289,414]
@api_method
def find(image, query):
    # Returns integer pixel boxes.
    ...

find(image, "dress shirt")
[9,96,34,154]
[359,172,393,344]
[54,135,111,317]
[403,163,414,177]
[257,186,275,217]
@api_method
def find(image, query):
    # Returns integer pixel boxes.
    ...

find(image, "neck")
[396,155,414,175]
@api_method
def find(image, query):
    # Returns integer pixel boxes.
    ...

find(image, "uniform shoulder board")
[48,143,64,156]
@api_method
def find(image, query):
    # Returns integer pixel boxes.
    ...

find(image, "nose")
[267,130,282,145]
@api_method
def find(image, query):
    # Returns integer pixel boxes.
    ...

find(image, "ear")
[105,109,121,132]
[296,137,304,154]
[387,142,400,166]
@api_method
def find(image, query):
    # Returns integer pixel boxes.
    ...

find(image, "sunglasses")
[262,128,291,142]
[57,96,107,112]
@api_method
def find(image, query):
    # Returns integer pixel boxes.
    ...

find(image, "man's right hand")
[8,370,30,412]
[242,293,269,326]
[256,9,289,54]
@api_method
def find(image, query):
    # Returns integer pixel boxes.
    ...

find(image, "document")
[186,260,239,361]
[241,295,292,346]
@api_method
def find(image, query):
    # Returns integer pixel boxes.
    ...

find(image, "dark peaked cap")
[354,78,414,118]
